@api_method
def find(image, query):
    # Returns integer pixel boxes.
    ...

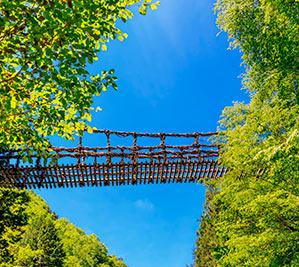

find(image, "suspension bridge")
[0,129,226,189]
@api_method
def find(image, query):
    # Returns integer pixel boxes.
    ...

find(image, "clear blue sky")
[38,1,246,266]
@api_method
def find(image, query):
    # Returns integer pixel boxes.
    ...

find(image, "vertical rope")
[77,135,83,165]
[93,148,98,166]
[132,133,138,164]
[149,147,153,164]
[120,147,125,164]
[104,131,111,186]
[132,133,138,184]
[160,134,167,163]
[159,134,166,182]
[120,146,125,184]
[195,134,201,161]
[105,131,111,165]
[179,147,184,162]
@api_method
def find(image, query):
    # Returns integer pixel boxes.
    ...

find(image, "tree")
[195,0,299,266]
[0,188,29,266]
[13,193,65,267]
[0,0,160,159]
[194,188,218,267]
[14,214,65,266]
[0,190,128,266]
[1,2,159,265]
[56,218,126,267]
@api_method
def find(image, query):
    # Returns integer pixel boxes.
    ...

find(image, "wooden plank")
[212,162,219,178]
[155,161,160,184]
[132,163,137,185]
[30,168,38,189]
[193,161,201,182]
[78,164,84,187]
[171,162,177,183]
[218,165,226,178]
[209,160,216,178]
[113,163,118,186]
[103,163,108,186]
[10,167,20,188]
[207,161,214,176]
[119,163,125,185]
[89,164,96,186]
[190,161,198,182]
[58,165,65,188]
[97,163,103,186]
[148,162,153,184]
[67,165,73,188]
[84,165,90,187]
[159,161,165,184]
[198,161,205,181]
[124,163,130,185]
[36,167,45,188]
[203,160,211,178]
[173,161,180,183]
[48,166,55,189]
[188,161,195,182]
[138,162,143,185]
[184,162,192,183]
[26,169,36,189]
[4,168,16,188]
[111,164,115,186]
[165,162,172,184]
[179,162,185,183]
[53,165,60,188]
[143,162,148,184]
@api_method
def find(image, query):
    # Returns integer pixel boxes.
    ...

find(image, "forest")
[195,0,298,265]
[0,0,298,266]
[0,189,126,266]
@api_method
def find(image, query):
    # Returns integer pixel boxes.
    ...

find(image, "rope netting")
[0,130,226,189]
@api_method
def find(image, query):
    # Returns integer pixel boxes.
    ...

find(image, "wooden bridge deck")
[0,130,226,189]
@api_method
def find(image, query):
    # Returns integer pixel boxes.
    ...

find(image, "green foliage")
[0,2,159,265]
[215,0,298,103]
[0,189,127,266]
[195,0,299,266]
[13,193,65,266]
[0,188,29,265]
[0,0,158,159]
[56,219,126,267]
[195,188,218,267]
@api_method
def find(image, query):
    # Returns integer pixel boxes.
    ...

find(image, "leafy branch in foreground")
[0,0,160,159]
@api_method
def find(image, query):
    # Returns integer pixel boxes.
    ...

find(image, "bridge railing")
[0,129,219,168]
[0,130,225,188]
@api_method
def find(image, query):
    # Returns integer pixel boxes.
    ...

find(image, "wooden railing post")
[160,134,166,183]
[105,131,111,165]
[195,134,201,161]
[105,131,111,185]
[77,135,84,165]
[132,133,138,184]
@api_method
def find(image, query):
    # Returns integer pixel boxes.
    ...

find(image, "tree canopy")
[0,1,158,266]
[0,0,159,159]
[0,188,126,267]
[195,0,299,266]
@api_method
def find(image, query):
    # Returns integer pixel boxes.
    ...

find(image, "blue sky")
[38,1,246,266]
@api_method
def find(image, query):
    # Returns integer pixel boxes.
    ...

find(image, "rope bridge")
[0,130,227,189]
